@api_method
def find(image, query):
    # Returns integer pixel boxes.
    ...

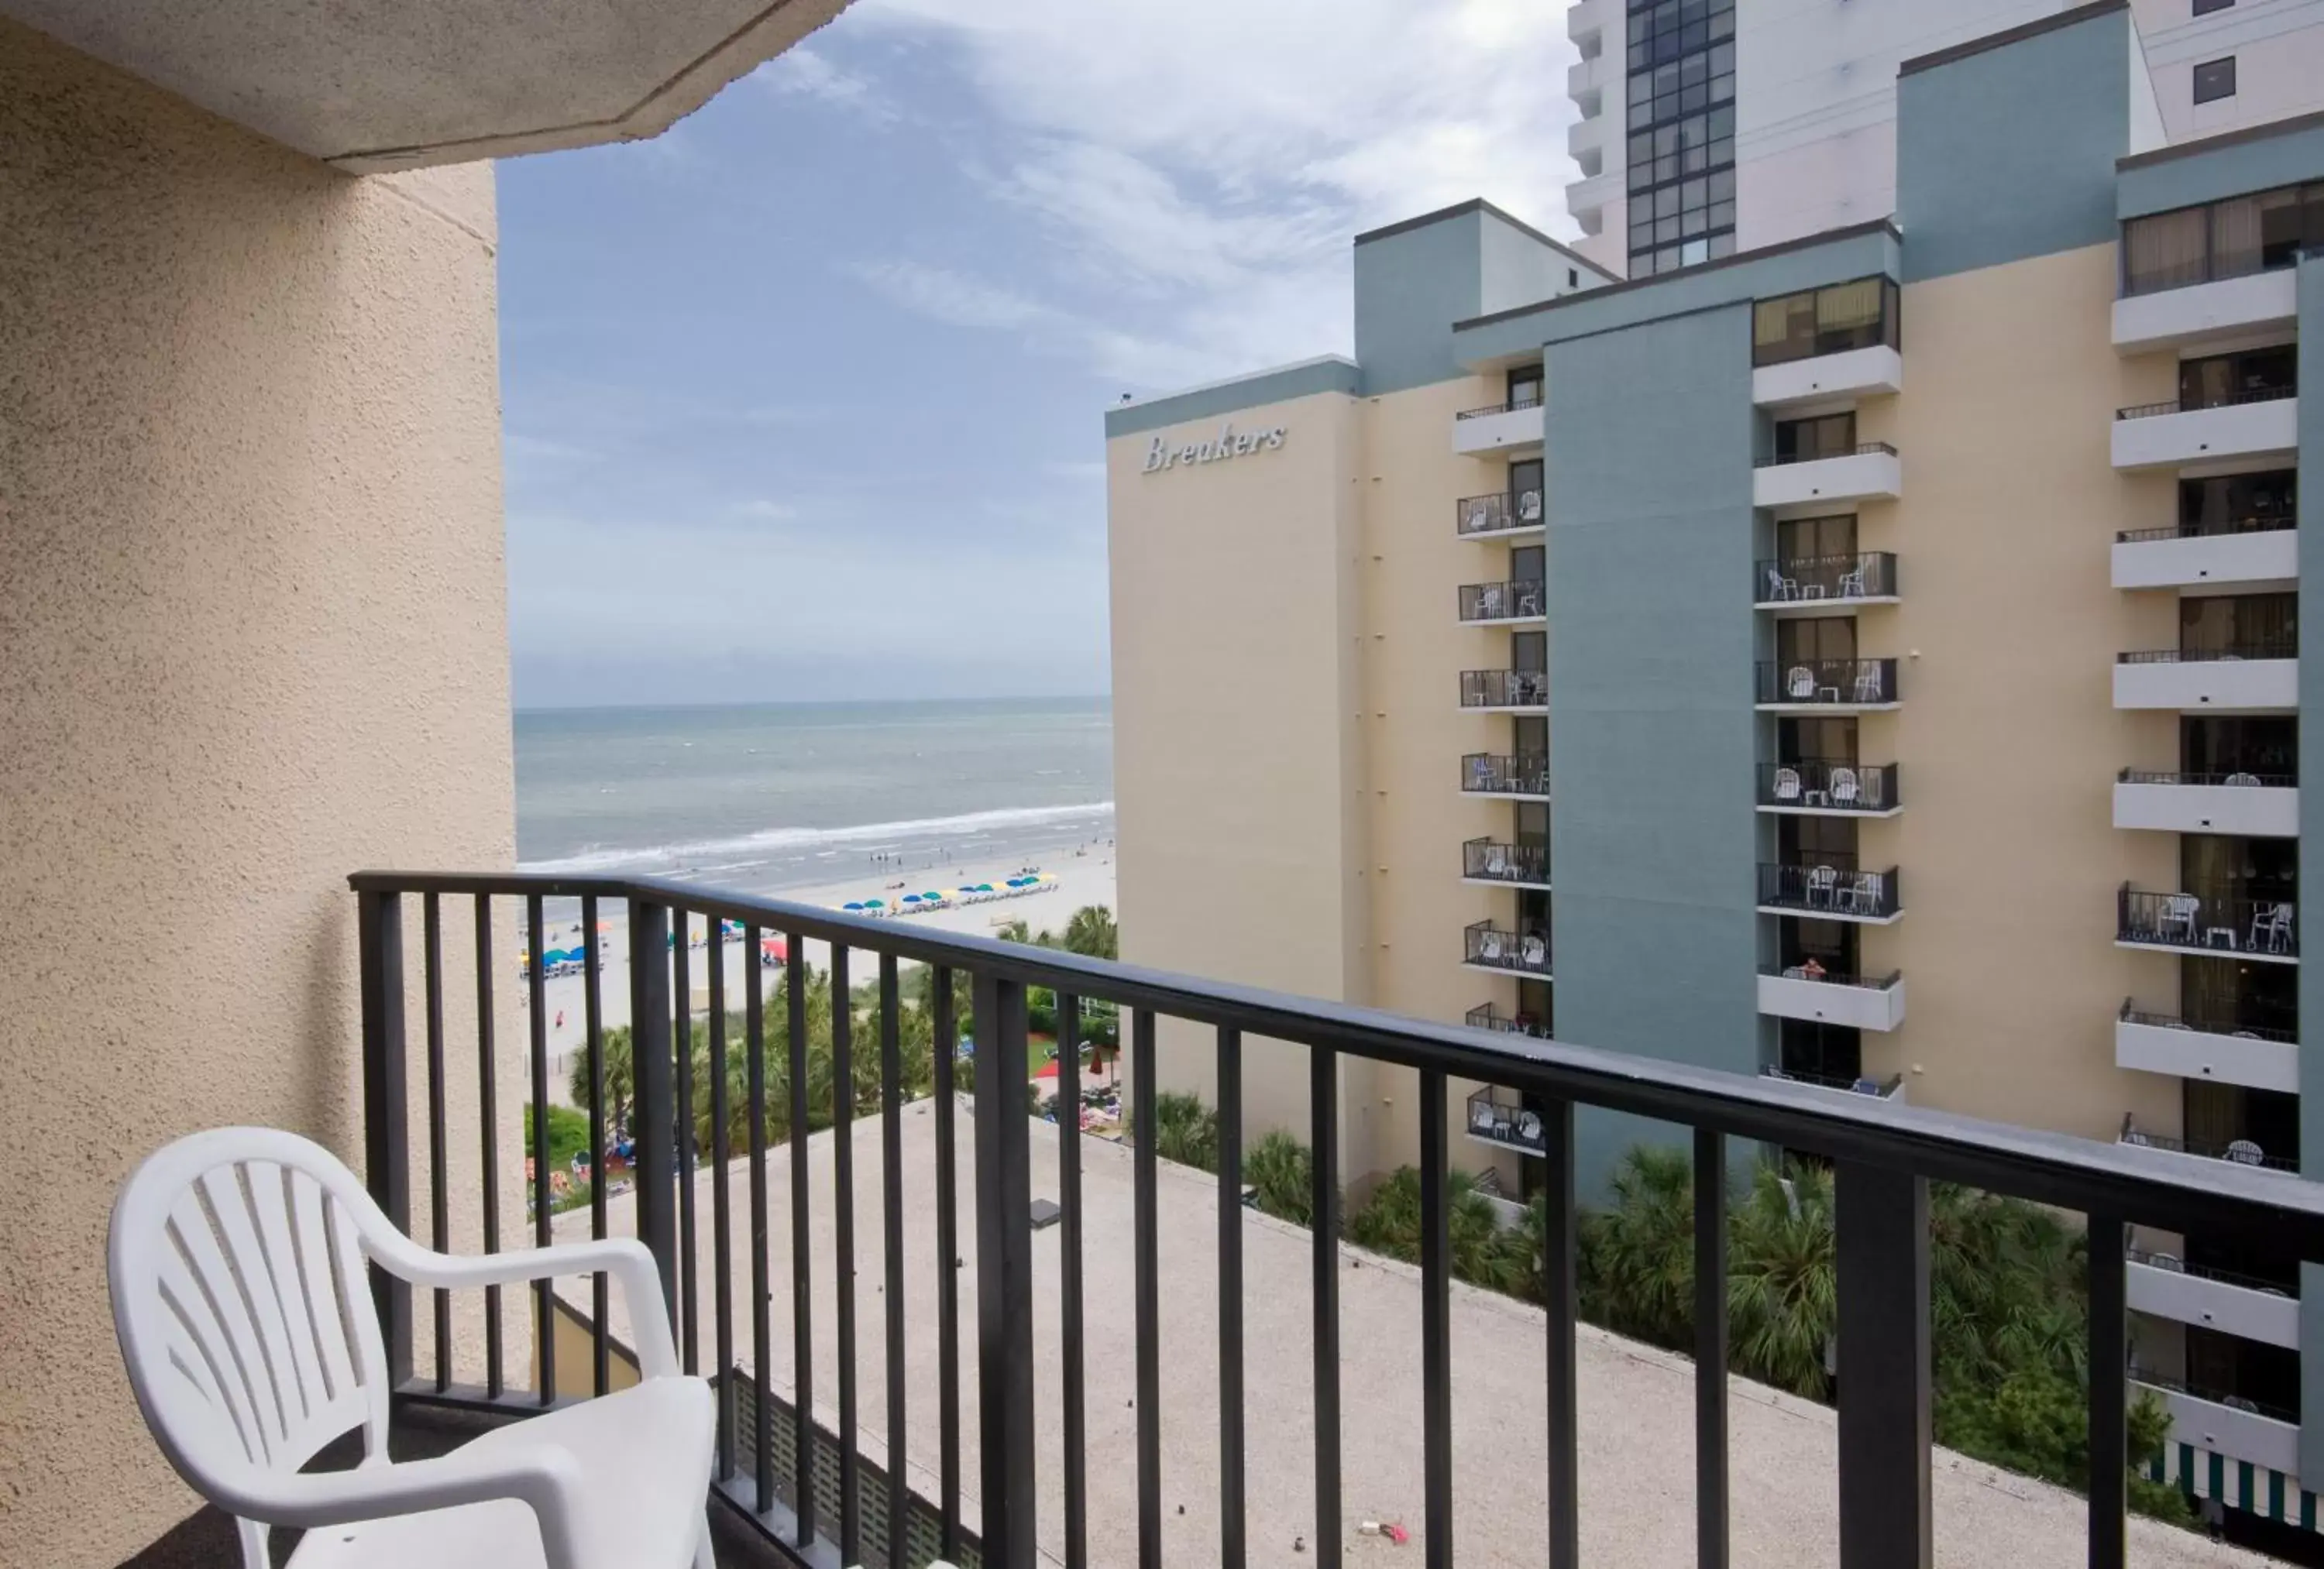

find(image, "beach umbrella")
[843,901,865,912]
[923,891,943,901]
[976,884,994,893]
[902,894,923,905]
[864,898,885,910]
[761,936,788,961]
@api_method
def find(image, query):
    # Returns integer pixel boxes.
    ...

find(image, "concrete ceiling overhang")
[3,0,856,171]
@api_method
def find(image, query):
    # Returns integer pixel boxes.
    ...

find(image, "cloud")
[751,46,899,125]
[730,499,799,521]
[847,259,1056,331]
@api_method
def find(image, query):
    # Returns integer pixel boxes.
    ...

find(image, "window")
[1751,276,1899,366]
[2122,180,2324,294]
[1506,365,1544,408]
[2179,591,2295,659]
[2193,0,2234,15]
[1776,513,1857,564]
[1772,411,1856,465]
[2178,344,2295,410]
[2192,56,2236,104]
[1624,0,1737,277]
[2180,469,2296,535]
[1776,614,1858,669]
[1566,266,1579,287]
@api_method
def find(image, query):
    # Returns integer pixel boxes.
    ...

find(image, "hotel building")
[1107,0,2324,1536]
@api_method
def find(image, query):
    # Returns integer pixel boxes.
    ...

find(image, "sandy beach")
[526,848,1118,1100]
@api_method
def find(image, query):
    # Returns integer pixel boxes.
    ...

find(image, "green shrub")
[1150,1091,1219,1172]
[1245,1131,1315,1226]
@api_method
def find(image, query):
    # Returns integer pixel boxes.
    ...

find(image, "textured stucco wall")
[0,20,520,1565]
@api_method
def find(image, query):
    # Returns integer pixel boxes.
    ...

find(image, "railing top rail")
[1755,441,1897,468]
[2116,383,2298,420]
[1762,965,1903,990]
[352,867,2324,1244]
[2116,767,2295,787]
[1755,551,1896,569]
[1456,396,1542,420]
[2116,518,2296,542]
[2115,644,2295,664]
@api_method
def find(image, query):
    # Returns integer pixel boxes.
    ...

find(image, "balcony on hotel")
[1754,551,1898,613]
[1755,658,1898,712]
[2112,183,2316,354]
[2114,768,2296,837]
[1758,760,1899,817]
[1460,668,1549,713]
[2113,647,2296,712]
[1750,276,1903,410]
[1453,363,1545,456]
[1466,1083,1554,1159]
[2117,1001,2298,1093]
[1462,918,1552,977]
[2113,467,2296,591]
[1752,413,1899,510]
[2116,884,2297,963]
[1758,964,1906,1032]
[1460,751,1549,801]
[1755,860,1901,924]
[1457,577,1546,626]
[2133,1368,2302,1478]
[1757,1062,1906,1102]
[1465,1002,1551,1040]
[2126,1241,2300,1349]
[2111,345,2296,472]
[1453,486,1544,539]
[1462,836,1549,889]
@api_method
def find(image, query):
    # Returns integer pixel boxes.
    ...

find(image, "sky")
[499,0,1583,708]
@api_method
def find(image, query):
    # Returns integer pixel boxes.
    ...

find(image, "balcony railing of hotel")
[1758,1064,1906,1098]
[1464,918,1552,976]
[2118,884,2298,958]
[1758,861,1900,920]
[1755,658,1897,706]
[2119,182,2324,297]
[349,868,2324,1569]
[1455,393,1543,421]
[1454,489,1544,536]
[1759,760,1898,812]
[1465,1083,1552,1156]
[2116,383,2297,421]
[2127,1365,2301,1423]
[2121,1117,2300,1174]
[1457,578,1545,623]
[2117,640,2298,666]
[1751,276,1901,367]
[1463,837,1549,885]
[1464,1002,1551,1039]
[2124,1243,2300,1299]
[1460,668,1549,709]
[2117,767,2295,789]
[1752,440,1897,469]
[1461,751,1549,797]
[1762,963,1903,995]
[1755,551,1896,605]
[2116,516,2296,544]
[2120,999,2298,1045]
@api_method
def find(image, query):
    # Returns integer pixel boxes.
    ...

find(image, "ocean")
[514,697,1114,899]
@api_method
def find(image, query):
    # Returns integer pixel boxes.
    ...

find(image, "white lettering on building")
[1142,421,1287,474]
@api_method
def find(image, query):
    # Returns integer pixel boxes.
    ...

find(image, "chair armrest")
[218,1446,591,1569]
[365,1231,679,1377]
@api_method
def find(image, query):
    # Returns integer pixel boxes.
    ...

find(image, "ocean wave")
[520,801,1116,876]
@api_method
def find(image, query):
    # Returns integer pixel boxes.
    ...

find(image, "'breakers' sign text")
[1143,421,1286,474]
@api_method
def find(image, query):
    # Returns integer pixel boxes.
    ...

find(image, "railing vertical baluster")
[932,967,963,1560]
[2088,1215,2128,1569]
[527,894,553,1403]
[879,954,908,1569]
[973,973,1039,1569]
[1218,1026,1246,1569]
[673,912,697,1375]
[1834,1161,1931,1569]
[1310,1046,1342,1567]
[710,918,734,1479]
[833,945,861,1567]
[746,925,773,1512]
[1132,1008,1162,1569]
[423,892,450,1390]
[631,900,676,1330]
[1694,1128,1729,1569]
[1058,994,1089,1569]
[1418,1069,1452,1569]
[584,894,609,1397]
[357,887,412,1391]
[786,937,816,1547]
[475,894,503,1400]
[1542,1097,1578,1569]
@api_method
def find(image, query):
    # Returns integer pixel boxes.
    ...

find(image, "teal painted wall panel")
[1354,209,1487,396]
[1896,9,2128,281]
[2119,117,2324,218]
[2296,253,2324,1487]
[1543,303,1762,1191]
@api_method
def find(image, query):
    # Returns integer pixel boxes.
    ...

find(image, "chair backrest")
[1789,665,1814,697]
[1773,767,1800,799]
[2224,771,2263,787]
[1809,864,1837,891]
[1831,767,1859,800]
[2166,893,2200,919]
[1765,566,1786,599]
[110,1128,394,1544]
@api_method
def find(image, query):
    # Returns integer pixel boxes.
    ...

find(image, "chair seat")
[290,1378,714,1569]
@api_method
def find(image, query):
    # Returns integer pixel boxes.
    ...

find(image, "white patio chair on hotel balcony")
[109,1126,715,1569]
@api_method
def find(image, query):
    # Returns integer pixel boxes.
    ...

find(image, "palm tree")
[1573,1144,1694,1350]
[1725,1163,1836,1399]
[565,1023,637,1133]
[1062,905,1119,960]
[1349,1167,1535,1296]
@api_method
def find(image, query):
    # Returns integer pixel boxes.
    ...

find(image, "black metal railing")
[1762,963,1903,994]
[1460,668,1549,709]
[1456,395,1543,421]
[1460,752,1549,798]
[1457,579,1546,623]
[1758,1065,1905,1098]
[2119,1118,2300,1173]
[1758,863,1901,919]
[2116,767,2295,788]
[1463,837,1550,885]
[1466,1084,1552,1155]
[2117,884,2298,957]
[1755,552,1896,605]
[2124,1244,2300,1298]
[1464,1004,1551,1040]
[1756,658,1897,706]
[1454,490,1545,536]
[2119,999,2298,1045]
[2117,383,2298,421]
[2128,1365,2300,1423]
[1755,440,1898,469]
[2117,641,2298,664]
[352,867,2324,1569]
[1463,918,1552,977]
[2116,516,2297,543]
[1758,761,1898,812]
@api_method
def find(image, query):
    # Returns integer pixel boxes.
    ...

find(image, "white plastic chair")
[1852,666,1886,703]
[1829,767,1860,808]
[2223,771,2263,787]
[2159,893,2201,945]
[2254,901,2295,954]
[1837,561,1868,599]
[1772,767,1801,803]
[1787,665,1817,700]
[1765,565,1796,603]
[109,1127,714,1569]
[1517,489,1543,522]
[1807,865,1838,907]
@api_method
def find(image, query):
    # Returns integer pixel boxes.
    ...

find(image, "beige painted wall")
[1873,241,2183,1142]
[1106,393,1374,1173]
[0,22,523,1564]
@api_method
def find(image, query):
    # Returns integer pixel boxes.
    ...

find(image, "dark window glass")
[2180,715,2295,778]
[2178,591,2296,658]
[1776,513,1857,561]
[1751,277,1896,366]
[2178,345,2295,409]
[2192,55,2236,103]
[1779,809,1858,863]
[2193,0,2235,12]
[2179,469,2296,534]
[1510,631,1547,672]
